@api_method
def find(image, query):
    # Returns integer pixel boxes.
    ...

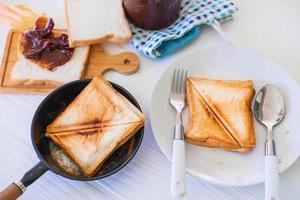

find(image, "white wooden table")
[1,0,300,199]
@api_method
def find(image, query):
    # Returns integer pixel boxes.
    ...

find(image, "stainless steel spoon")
[253,84,285,200]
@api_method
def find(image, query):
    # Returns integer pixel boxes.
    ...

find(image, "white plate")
[150,45,300,186]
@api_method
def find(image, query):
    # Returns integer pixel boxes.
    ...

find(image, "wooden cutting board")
[0,30,140,94]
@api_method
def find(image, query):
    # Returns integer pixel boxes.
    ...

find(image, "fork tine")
[178,69,184,94]
[182,70,187,94]
[175,69,180,93]
[179,69,184,94]
[171,69,176,93]
[176,69,180,93]
[171,69,188,95]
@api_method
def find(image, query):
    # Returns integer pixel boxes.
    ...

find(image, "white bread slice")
[11,31,90,85]
[65,0,132,47]
[185,79,241,151]
[47,76,145,133]
[188,77,256,151]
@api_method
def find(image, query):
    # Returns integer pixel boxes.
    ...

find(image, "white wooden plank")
[1,0,300,200]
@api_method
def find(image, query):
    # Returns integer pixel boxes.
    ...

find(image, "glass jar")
[123,0,181,30]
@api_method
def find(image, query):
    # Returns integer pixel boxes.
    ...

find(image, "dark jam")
[123,0,181,30]
[22,17,74,71]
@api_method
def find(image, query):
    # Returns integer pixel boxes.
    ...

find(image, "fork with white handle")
[169,69,187,198]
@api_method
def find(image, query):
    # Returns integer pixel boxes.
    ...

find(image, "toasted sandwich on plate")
[185,77,256,152]
[65,0,132,47]
[46,76,145,176]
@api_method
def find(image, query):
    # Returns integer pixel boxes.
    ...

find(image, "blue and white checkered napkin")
[130,0,238,58]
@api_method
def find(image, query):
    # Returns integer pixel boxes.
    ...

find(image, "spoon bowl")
[253,84,285,128]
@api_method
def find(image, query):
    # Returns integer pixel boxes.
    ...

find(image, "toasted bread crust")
[46,76,144,133]
[186,77,256,152]
[191,77,256,148]
[185,80,241,150]
[46,76,145,176]
[48,121,144,177]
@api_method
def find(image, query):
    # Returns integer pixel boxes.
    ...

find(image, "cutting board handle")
[99,52,140,75]
[84,44,140,78]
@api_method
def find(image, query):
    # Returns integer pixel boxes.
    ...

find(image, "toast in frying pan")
[46,76,144,176]
[185,77,256,152]
[46,76,144,133]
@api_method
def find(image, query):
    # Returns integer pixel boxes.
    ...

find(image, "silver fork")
[169,69,187,198]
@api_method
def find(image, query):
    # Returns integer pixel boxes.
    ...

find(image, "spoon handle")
[265,155,280,200]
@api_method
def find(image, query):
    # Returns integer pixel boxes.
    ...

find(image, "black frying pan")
[0,79,144,200]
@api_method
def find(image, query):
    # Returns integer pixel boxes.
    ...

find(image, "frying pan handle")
[0,183,23,200]
[0,161,48,200]
[20,161,48,187]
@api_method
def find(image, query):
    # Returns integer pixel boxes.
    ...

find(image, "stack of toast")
[185,77,256,152]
